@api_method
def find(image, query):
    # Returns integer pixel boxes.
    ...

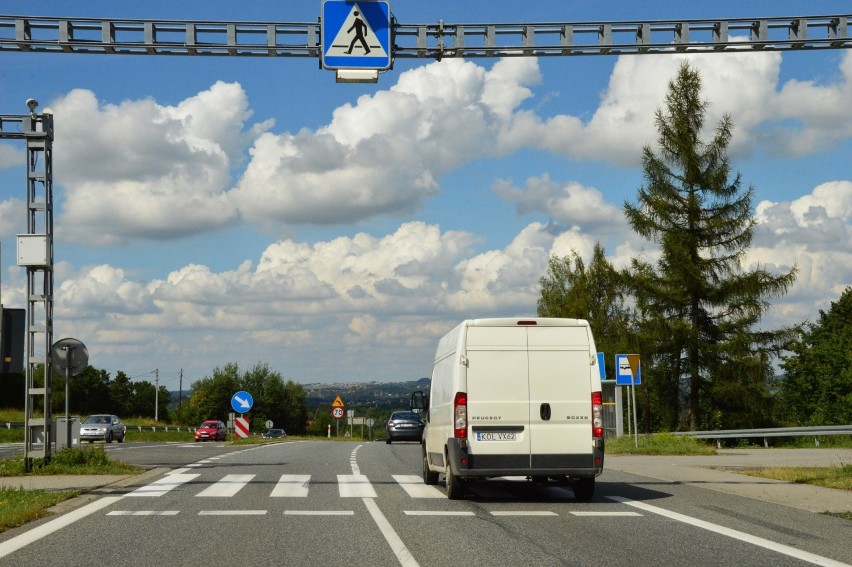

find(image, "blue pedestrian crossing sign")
[322,1,391,70]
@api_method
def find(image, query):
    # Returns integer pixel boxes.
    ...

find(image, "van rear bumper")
[446,438,604,479]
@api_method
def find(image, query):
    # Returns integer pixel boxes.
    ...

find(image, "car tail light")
[592,391,603,438]
[453,392,467,439]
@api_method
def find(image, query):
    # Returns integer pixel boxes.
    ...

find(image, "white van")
[411,317,604,500]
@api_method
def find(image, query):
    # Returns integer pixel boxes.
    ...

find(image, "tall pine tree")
[624,62,796,431]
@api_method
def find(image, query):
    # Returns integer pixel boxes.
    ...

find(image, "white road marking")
[271,474,311,497]
[570,511,642,516]
[196,474,255,497]
[392,475,445,499]
[490,511,558,516]
[107,511,179,516]
[607,496,849,567]
[338,474,377,498]
[0,496,123,559]
[284,510,355,516]
[404,511,475,516]
[198,510,267,516]
[364,498,420,567]
[127,473,198,497]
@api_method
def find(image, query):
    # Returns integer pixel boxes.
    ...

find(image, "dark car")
[262,428,286,439]
[385,410,425,444]
[194,420,227,442]
[80,414,126,443]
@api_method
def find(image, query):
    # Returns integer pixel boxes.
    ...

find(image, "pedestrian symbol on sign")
[345,11,370,54]
[322,1,391,70]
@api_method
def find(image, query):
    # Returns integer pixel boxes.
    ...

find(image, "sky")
[1,1,850,393]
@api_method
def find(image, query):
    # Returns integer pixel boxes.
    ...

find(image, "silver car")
[80,414,126,443]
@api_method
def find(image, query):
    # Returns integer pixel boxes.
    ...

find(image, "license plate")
[476,432,516,441]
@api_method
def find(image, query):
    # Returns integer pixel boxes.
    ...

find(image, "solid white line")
[338,474,377,498]
[607,496,849,567]
[363,498,420,567]
[198,510,267,516]
[392,475,445,499]
[284,510,355,516]
[490,511,558,517]
[169,467,192,475]
[107,511,180,516]
[0,496,123,559]
[271,474,311,497]
[196,474,255,497]
[404,511,475,516]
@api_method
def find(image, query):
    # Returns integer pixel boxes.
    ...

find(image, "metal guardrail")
[3,421,197,433]
[672,425,852,448]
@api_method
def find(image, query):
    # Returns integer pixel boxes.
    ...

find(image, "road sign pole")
[632,379,639,448]
[64,346,73,449]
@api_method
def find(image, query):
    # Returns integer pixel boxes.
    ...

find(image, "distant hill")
[304,378,430,411]
[169,377,430,412]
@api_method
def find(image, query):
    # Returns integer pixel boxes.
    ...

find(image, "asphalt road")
[1,440,850,566]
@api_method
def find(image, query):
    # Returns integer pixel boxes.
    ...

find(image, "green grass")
[0,446,144,534]
[0,487,80,533]
[0,445,143,476]
[606,432,717,455]
[740,465,852,491]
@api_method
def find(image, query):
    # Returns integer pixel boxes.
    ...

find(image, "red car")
[195,420,227,442]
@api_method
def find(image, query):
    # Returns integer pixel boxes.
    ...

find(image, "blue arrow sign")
[322,1,391,70]
[231,391,254,413]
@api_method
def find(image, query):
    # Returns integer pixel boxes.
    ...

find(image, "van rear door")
[527,325,594,468]
[465,325,532,467]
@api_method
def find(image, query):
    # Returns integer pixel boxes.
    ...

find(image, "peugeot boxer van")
[411,317,604,500]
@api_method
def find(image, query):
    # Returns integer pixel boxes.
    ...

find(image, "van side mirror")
[410,390,429,412]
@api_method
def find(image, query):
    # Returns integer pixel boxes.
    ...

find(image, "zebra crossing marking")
[338,474,377,498]
[393,475,445,499]
[127,473,198,497]
[270,474,311,497]
[196,474,255,497]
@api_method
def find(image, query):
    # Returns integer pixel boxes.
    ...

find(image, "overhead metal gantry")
[0,13,850,60]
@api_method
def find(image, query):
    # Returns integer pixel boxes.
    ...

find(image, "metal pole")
[632,380,639,448]
[64,346,74,450]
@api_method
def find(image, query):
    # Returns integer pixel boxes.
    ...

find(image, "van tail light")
[592,391,603,438]
[453,392,468,439]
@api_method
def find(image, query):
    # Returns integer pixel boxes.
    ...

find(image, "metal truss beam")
[0,14,849,59]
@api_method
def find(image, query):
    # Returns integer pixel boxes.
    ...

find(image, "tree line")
[537,62,850,431]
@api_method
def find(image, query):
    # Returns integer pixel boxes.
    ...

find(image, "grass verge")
[606,432,717,455]
[0,487,80,533]
[0,446,143,533]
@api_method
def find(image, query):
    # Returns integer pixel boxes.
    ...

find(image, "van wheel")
[422,447,438,485]
[445,464,465,500]
[572,477,595,502]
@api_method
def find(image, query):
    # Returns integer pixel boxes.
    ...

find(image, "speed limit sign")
[332,407,344,419]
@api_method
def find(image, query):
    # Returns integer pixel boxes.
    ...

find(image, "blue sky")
[1,1,850,391]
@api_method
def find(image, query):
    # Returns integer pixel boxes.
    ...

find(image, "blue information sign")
[322,1,391,70]
[615,354,641,386]
[231,391,254,413]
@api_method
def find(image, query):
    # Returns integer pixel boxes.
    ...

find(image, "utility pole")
[178,368,183,421]
[154,368,159,422]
